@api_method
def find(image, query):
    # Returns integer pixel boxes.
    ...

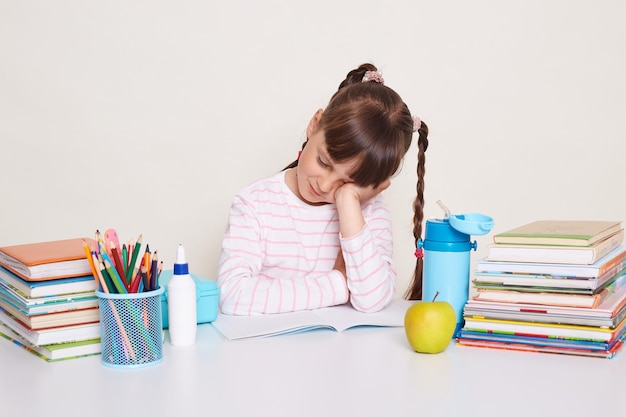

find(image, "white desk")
[0,323,623,417]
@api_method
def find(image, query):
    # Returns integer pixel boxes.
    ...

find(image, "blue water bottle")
[418,202,493,336]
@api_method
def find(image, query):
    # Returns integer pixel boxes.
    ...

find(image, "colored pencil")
[129,267,142,293]
[91,253,109,293]
[98,260,116,294]
[143,245,151,288]
[110,243,129,290]
[150,251,158,291]
[104,259,128,294]
[122,244,128,274]
[126,234,143,284]
[141,265,150,293]
[81,239,99,287]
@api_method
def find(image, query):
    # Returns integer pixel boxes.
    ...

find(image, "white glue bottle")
[167,244,197,346]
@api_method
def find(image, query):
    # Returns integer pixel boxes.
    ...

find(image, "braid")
[338,63,378,90]
[282,139,308,171]
[405,122,429,300]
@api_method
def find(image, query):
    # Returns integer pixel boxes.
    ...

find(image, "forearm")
[334,179,391,239]
[335,194,365,238]
[341,229,396,312]
[336,195,397,312]
[218,258,349,315]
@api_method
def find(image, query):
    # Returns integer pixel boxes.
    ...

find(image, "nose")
[318,173,342,194]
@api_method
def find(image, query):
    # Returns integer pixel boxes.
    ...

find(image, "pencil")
[91,253,109,293]
[108,298,136,362]
[126,234,142,284]
[141,264,150,293]
[82,239,98,283]
[98,260,116,294]
[150,251,158,291]
[104,258,128,294]
[143,244,151,288]
[122,244,128,275]
[129,267,142,293]
[95,229,106,254]
[110,242,129,290]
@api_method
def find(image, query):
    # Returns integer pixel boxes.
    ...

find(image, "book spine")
[598,252,626,276]
[0,258,31,279]
[593,231,625,262]
[474,289,601,308]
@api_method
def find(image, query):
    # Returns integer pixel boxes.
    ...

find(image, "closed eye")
[317,153,354,185]
[317,156,330,168]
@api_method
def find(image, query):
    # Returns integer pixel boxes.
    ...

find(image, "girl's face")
[293,128,358,206]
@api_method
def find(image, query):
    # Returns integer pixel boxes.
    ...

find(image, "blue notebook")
[0,266,96,298]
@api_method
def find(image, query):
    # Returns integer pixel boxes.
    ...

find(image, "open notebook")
[211,299,414,340]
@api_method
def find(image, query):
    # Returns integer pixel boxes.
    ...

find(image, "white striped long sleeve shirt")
[217,171,396,315]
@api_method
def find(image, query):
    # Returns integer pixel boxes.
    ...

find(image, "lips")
[309,183,322,198]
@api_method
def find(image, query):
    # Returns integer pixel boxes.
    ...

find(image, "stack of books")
[456,220,626,359]
[0,238,102,361]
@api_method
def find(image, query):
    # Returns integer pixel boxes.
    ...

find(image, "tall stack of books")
[456,220,626,359]
[0,238,102,361]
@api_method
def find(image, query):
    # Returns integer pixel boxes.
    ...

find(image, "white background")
[1,1,624,297]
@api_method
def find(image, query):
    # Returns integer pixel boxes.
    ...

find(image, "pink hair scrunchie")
[362,71,384,85]
[412,116,422,133]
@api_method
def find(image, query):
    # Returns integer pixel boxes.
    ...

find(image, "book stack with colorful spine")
[456,220,626,359]
[0,238,101,361]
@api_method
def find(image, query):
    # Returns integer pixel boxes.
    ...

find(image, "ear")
[306,109,323,137]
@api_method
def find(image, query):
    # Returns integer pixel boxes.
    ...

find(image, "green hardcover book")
[0,322,100,361]
[493,220,623,247]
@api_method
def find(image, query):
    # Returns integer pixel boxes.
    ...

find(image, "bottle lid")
[174,244,189,275]
[425,218,470,243]
[448,213,494,236]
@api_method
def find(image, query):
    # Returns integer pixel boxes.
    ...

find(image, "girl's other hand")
[333,249,346,279]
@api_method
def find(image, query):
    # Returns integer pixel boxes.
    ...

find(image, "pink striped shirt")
[217,170,396,315]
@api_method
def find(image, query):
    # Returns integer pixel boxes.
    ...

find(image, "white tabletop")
[0,323,623,417]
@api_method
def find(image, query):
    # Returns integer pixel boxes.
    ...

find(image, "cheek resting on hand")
[335,178,391,204]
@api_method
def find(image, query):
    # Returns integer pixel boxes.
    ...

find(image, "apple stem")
[432,291,439,302]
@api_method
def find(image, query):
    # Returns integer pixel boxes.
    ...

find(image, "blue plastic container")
[419,213,493,336]
[159,270,220,328]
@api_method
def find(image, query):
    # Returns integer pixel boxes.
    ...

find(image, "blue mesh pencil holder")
[96,287,164,368]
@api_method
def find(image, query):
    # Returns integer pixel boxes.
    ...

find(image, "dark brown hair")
[284,63,429,299]
[405,121,429,300]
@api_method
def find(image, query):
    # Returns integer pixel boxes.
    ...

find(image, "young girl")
[217,63,429,315]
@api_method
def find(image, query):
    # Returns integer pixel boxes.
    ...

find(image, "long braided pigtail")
[405,120,429,300]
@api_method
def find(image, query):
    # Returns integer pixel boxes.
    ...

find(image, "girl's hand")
[333,249,346,279]
[333,179,391,239]
[334,179,391,206]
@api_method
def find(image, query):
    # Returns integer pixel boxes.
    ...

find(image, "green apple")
[404,292,457,354]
